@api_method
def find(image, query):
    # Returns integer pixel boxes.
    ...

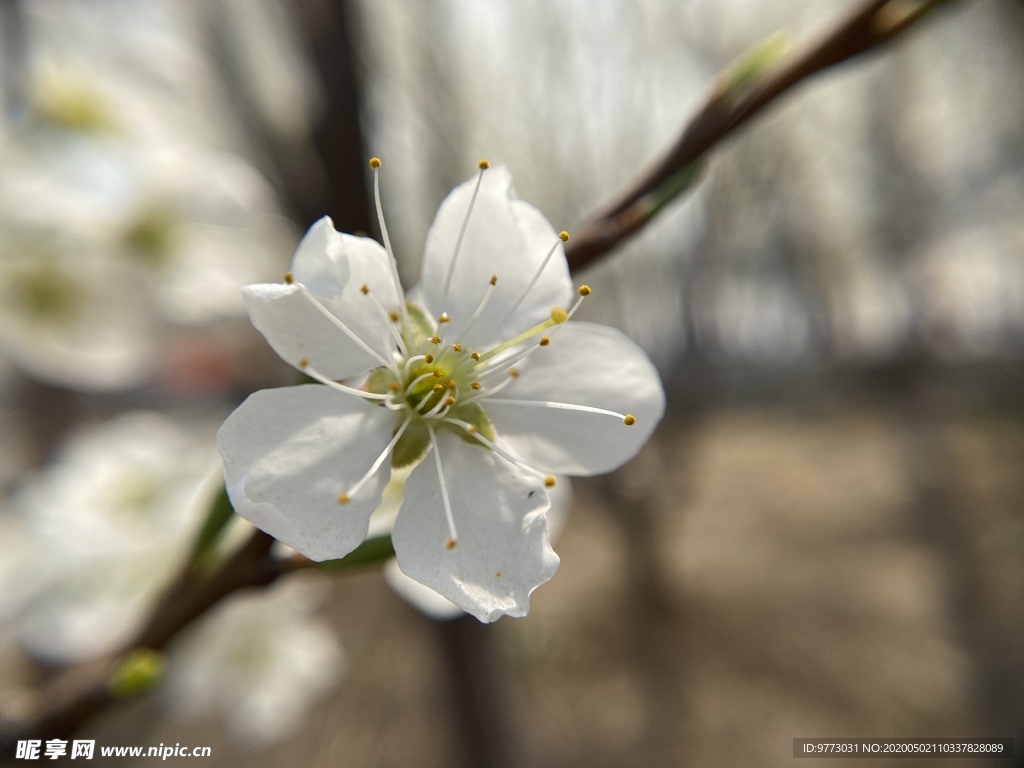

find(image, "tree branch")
[564,0,957,272]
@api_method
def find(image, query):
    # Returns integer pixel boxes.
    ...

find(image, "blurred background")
[1,0,1023,765]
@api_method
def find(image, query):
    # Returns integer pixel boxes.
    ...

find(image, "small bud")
[108,649,166,697]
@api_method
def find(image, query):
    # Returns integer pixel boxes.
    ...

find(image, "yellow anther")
[388,382,400,392]
[438,312,450,324]
[578,284,592,296]
[495,571,502,578]
[337,493,350,504]
[509,369,520,378]
[471,381,481,390]
[360,283,369,295]
[467,424,477,434]
[298,357,309,368]
[623,414,636,426]
[489,274,498,286]
[551,307,568,324]
[446,380,456,389]
[369,157,381,168]
[539,336,550,347]
[433,370,445,377]
[445,538,458,550]
[471,352,480,361]
[559,231,569,242]
[284,272,294,284]
[432,384,444,393]
[478,159,490,170]
[431,336,441,344]
[389,310,400,322]
[445,396,456,407]
[424,354,434,364]
[452,343,462,352]
[544,476,556,488]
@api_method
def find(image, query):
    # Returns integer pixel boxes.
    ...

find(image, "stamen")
[404,371,436,397]
[338,418,411,502]
[428,428,458,545]
[369,158,410,335]
[423,384,459,419]
[362,288,407,356]
[443,417,547,477]
[284,272,294,284]
[489,232,569,334]
[544,476,556,487]
[300,361,389,401]
[440,163,489,313]
[475,310,564,364]
[454,276,497,346]
[564,287,590,322]
[299,288,390,368]
[485,398,634,422]
[403,354,429,379]
[452,344,462,352]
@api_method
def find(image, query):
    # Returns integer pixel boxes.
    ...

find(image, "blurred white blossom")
[2,412,217,664]
[164,576,344,746]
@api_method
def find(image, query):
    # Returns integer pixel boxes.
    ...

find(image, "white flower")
[218,161,664,622]
[164,576,343,746]
[6,413,215,663]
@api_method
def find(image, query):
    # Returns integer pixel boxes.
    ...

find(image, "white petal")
[485,322,665,475]
[243,280,393,379]
[289,217,349,297]
[392,431,558,622]
[217,385,396,561]
[418,166,571,350]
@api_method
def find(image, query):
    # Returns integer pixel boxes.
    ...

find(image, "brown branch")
[0,531,285,751]
[564,0,956,273]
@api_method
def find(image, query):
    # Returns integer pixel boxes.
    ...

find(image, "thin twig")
[564,0,956,272]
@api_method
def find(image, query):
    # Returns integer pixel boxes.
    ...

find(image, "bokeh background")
[2,0,1023,766]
